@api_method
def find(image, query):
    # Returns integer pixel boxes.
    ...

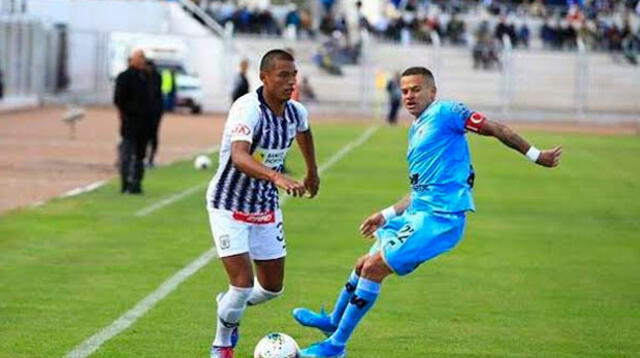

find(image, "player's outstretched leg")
[299,277,380,358]
[300,253,390,358]
[293,270,359,336]
[210,285,252,358]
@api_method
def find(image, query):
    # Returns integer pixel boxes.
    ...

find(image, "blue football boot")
[292,307,337,337]
[299,339,346,358]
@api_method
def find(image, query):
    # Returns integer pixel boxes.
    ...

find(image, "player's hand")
[303,171,320,198]
[272,173,306,197]
[359,212,385,239]
[537,146,562,168]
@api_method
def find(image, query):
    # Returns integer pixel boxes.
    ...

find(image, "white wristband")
[525,146,541,163]
[380,206,397,222]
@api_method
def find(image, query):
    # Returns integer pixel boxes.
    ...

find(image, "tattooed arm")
[476,120,562,168]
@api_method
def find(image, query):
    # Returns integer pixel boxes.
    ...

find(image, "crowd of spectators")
[194,0,640,67]
[203,1,316,38]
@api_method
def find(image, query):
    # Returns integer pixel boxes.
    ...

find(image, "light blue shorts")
[369,210,466,276]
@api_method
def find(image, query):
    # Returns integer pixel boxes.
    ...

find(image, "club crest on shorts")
[218,234,231,250]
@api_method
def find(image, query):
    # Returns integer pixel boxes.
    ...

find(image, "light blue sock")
[330,277,381,346]
[329,270,360,326]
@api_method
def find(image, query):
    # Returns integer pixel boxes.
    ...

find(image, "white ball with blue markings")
[253,332,300,358]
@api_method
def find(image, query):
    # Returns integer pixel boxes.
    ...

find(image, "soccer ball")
[194,155,212,170]
[253,332,300,358]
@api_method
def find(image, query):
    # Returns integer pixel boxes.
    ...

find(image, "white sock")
[212,285,252,347]
[247,278,283,306]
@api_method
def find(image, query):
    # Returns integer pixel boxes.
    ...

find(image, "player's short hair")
[401,67,435,86]
[260,49,295,72]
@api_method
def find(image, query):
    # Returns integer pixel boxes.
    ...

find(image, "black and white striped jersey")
[206,87,309,214]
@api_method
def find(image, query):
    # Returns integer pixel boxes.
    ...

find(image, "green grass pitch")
[0,123,638,357]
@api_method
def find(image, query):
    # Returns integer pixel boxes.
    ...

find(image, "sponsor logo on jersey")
[231,123,251,136]
[232,210,276,224]
[253,148,287,169]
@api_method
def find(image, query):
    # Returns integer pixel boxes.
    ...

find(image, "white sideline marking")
[134,146,220,217]
[63,126,379,358]
[316,126,378,173]
[135,183,207,217]
[32,180,107,208]
[30,146,220,210]
[63,249,217,358]
[62,180,108,198]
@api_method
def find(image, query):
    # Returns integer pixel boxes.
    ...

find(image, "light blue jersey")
[407,100,476,213]
[372,99,485,276]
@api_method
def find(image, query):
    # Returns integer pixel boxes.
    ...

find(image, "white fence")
[232,32,639,121]
[0,17,45,99]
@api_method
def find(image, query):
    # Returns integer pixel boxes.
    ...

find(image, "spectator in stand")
[529,0,548,18]
[446,13,467,45]
[355,0,373,33]
[517,20,531,48]
[495,15,517,45]
[320,13,336,36]
[473,20,501,70]
[255,8,280,36]
[541,18,556,49]
[285,4,301,34]
[559,19,577,49]
[299,9,315,39]
[621,27,639,65]
[320,0,335,14]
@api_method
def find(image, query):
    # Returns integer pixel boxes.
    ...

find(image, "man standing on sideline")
[230,58,250,103]
[206,49,320,358]
[293,66,563,357]
[385,72,401,125]
[161,67,176,112]
[145,59,164,168]
[114,49,153,194]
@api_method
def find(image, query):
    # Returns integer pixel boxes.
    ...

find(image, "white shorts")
[207,208,286,260]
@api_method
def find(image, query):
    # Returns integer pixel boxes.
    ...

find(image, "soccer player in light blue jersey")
[293,67,563,357]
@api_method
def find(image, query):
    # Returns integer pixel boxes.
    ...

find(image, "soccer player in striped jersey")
[293,67,562,357]
[207,49,320,358]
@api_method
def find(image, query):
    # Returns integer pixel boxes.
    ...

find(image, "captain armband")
[464,112,487,132]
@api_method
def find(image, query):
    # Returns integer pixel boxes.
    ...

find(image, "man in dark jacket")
[145,60,164,168]
[230,59,250,103]
[114,49,153,194]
